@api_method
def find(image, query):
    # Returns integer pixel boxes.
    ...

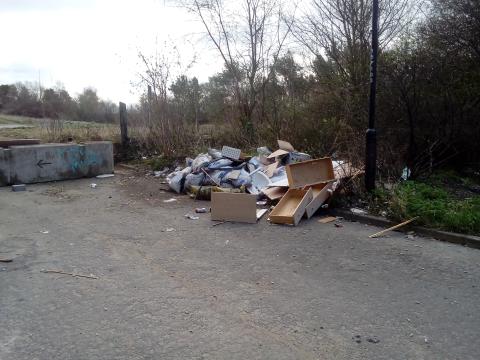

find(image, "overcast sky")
[0,0,222,104]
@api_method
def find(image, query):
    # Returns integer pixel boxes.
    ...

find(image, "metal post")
[365,0,379,191]
[119,102,128,147]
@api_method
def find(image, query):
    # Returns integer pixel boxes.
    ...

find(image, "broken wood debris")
[369,217,420,238]
[318,216,337,224]
[41,269,98,279]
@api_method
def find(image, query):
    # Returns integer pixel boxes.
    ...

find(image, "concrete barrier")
[0,148,11,186]
[83,142,114,177]
[0,141,113,186]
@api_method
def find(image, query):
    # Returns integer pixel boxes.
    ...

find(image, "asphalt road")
[1,172,479,360]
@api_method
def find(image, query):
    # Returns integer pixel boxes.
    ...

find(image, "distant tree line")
[0,82,117,123]
[132,0,479,177]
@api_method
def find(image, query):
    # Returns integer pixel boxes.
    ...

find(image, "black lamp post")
[365,0,379,191]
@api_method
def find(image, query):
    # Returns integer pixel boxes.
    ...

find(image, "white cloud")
[0,0,222,104]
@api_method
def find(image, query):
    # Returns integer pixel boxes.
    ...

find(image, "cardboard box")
[269,188,313,226]
[267,149,289,159]
[305,182,333,218]
[262,186,287,201]
[211,192,258,223]
[286,157,335,188]
[277,139,295,152]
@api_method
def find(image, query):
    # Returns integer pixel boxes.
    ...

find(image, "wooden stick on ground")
[369,217,419,238]
[202,168,220,187]
[41,269,98,279]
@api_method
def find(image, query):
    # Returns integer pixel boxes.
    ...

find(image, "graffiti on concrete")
[36,159,52,168]
[55,146,101,175]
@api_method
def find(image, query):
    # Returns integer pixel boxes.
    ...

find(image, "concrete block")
[12,184,26,192]
[0,148,11,186]
[9,144,84,184]
[83,142,114,176]
[6,141,114,185]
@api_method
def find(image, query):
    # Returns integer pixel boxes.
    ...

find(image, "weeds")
[372,180,480,235]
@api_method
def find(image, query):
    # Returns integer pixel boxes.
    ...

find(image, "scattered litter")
[256,200,267,206]
[334,223,343,228]
[221,145,241,160]
[286,151,311,164]
[268,149,289,159]
[256,209,268,220]
[263,161,279,178]
[208,148,222,159]
[154,168,170,177]
[367,337,380,344]
[96,174,115,178]
[12,184,26,192]
[247,171,271,195]
[0,258,13,263]
[163,198,178,203]
[257,146,271,157]
[369,217,419,238]
[318,216,337,224]
[185,214,200,220]
[90,183,97,189]
[401,167,411,180]
[226,170,241,180]
[41,269,98,279]
[195,207,208,213]
[350,208,367,215]
[164,228,176,232]
[40,230,49,234]
[277,139,295,152]
[263,186,287,200]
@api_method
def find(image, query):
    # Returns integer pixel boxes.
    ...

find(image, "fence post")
[119,102,128,147]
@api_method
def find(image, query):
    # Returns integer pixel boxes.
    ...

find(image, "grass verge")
[370,175,480,236]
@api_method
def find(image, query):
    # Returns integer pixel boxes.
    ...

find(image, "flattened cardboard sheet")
[262,186,287,201]
[211,192,257,223]
[277,140,295,152]
[264,161,279,178]
[267,149,289,159]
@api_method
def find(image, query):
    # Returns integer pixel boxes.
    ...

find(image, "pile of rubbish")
[164,140,362,226]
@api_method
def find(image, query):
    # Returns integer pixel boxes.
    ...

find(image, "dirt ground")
[1,168,479,360]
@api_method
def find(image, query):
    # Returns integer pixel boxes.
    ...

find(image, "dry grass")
[0,114,119,143]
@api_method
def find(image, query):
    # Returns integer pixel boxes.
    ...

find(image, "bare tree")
[133,39,196,152]
[182,0,294,137]
[293,0,419,126]
[295,0,418,71]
